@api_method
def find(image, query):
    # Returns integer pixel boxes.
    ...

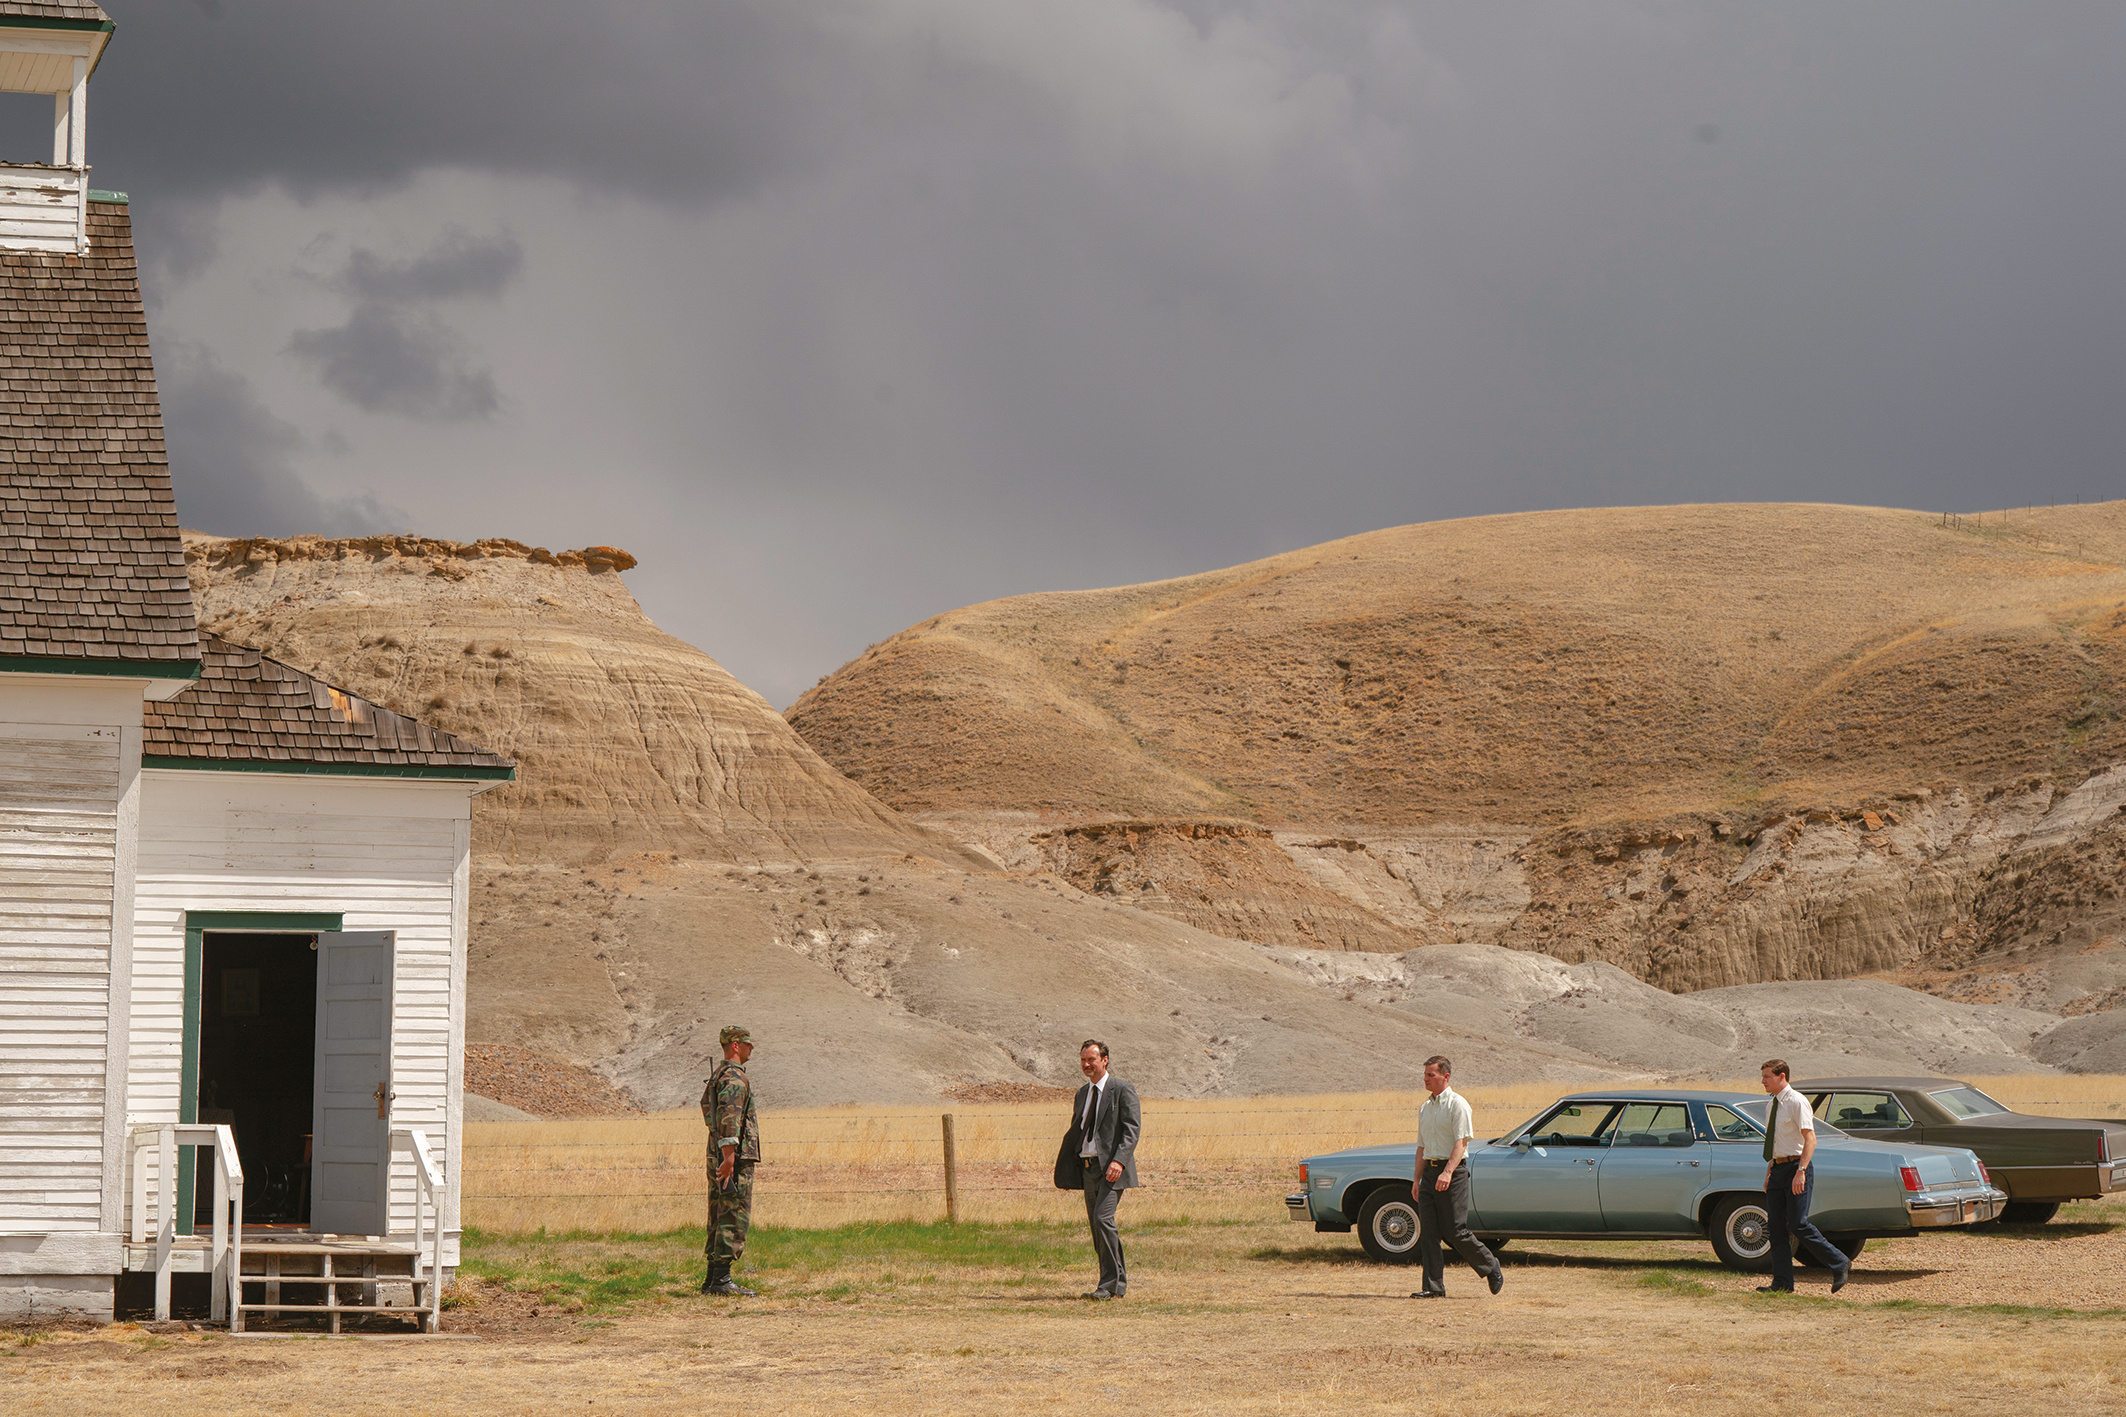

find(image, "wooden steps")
[235,1239,435,1334]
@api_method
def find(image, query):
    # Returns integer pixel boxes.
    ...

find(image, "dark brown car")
[1794,1076,2126,1223]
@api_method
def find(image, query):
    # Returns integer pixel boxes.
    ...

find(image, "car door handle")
[1676,1160,1700,1167]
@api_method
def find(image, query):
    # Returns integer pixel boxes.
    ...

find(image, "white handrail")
[127,1124,245,1327]
[390,1128,444,1333]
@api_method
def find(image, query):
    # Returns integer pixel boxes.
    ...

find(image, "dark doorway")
[196,932,317,1227]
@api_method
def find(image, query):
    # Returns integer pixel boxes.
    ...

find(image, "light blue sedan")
[1287,1089,2007,1272]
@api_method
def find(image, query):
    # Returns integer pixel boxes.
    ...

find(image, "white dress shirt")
[1417,1085,1475,1163]
[1767,1084,1815,1160]
[1079,1075,1107,1158]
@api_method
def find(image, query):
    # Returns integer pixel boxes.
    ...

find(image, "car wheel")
[1707,1195,1774,1273]
[2000,1201,2060,1225]
[1355,1188,1422,1264]
[1801,1235,1866,1267]
[1478,1237,1509,1251]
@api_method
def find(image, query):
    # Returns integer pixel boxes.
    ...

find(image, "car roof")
[1790,1077,1963,1090]
[1556,1089,1760,1105]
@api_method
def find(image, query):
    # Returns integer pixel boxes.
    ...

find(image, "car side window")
[1521,1101,1623,1147]
[1704,1104,1763,1143]
[1817,1091,1910,1131]
[1612,1102,1697,1147]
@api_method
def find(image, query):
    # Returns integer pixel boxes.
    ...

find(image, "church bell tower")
[0,2,115,256]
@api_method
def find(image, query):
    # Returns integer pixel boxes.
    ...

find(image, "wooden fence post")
[941,1113,959,1224]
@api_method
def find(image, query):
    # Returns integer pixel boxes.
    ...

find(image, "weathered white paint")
[129,771,475,1264]
[0,1273,111,1321]
[0,162,85,253]
[0,675,144,1286]
[0,28,100,94]
[0,24,100,256]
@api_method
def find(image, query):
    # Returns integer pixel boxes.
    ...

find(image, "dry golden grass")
[15,1207,2126,1416]
[461,1077,2126,1234]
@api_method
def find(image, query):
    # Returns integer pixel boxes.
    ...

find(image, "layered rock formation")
[790,503,2126,1004]
[183,512,2126,1107]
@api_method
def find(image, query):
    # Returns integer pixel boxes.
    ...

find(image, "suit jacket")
[1053,1075,1141,1189]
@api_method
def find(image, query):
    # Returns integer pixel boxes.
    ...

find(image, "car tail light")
[1299,1163,1309,1186]
[1977,1162,1991,1186]
[1900,1166,1923,1192]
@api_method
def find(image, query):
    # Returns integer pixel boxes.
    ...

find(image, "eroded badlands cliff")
[184,513,2126,1107]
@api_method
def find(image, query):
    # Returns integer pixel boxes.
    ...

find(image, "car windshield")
[1516,1100,1624,1147]
[1929,1086,2010,1119]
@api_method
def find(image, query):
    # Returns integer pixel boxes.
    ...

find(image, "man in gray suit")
[1052,1039,1141,1299]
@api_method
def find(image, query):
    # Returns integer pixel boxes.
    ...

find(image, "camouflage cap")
[719,1025,752,1048]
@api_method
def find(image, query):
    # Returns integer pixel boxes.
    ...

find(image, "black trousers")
[1082,1162,1128,1294]
[1765,1159,1846,1288]
[1415,1161,1499,1295]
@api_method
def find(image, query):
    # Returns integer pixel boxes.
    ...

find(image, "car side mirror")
[1513,1139,1530,1154]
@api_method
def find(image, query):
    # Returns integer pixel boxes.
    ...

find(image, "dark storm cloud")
[288,231,521,420]
[89,2,2126,705]
[160,347,409,537]
[93,0,843,206]
[287,310,500,421]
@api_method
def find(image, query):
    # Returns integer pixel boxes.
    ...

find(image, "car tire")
[1355,1188,1422,1264]
[1478,1237,1509,1251]
[2000,1201,2060,1225]
[1707,1194,1774,1273]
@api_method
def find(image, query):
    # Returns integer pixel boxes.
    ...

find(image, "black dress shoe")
[1488,1269,1505,1295]
[1831,1265,1851,1294]
[1083,1290,1113,1300]
[1409,1290,1445,1299]
[1755,1284,1792,1294]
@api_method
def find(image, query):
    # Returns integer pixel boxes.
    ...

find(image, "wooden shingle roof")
[144,636,515,779]
[0,202,199,669]
[0,3,111,23]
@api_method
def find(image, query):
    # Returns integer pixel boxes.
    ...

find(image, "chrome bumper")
[2103,1162,2126,1194]
[1285,1190,1312,1221]
[1905,1185,2007,1227]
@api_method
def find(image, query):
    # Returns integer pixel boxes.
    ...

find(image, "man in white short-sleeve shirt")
[1759,1059,1850,1294]
[1408,1055,1504,1298]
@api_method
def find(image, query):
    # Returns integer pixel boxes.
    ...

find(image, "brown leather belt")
[1771,1155,1803,1165]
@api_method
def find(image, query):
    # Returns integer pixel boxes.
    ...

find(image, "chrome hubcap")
[1729,1206,1770,1258]
[1374,1203,1418,1251]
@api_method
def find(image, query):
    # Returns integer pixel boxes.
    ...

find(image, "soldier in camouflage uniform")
[701,1025,761,1296]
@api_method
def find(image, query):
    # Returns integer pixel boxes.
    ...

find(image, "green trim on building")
[0,15,113,32]
[142,756,515,782]
[0,655,199,681]
[87,188,126,203]
[177,912,344,1232]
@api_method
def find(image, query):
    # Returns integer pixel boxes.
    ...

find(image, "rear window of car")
[1928,1086,2009,1119]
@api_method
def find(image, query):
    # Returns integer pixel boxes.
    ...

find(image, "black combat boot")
[703,1264,757,1298]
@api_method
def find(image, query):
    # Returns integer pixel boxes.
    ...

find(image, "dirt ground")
[10,1199,2121,1416]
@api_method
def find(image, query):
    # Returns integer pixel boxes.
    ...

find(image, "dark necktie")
[1083,1085,1098,1139]
[1763,1095,1778,1163]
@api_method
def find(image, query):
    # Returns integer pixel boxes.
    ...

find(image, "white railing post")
[392,1128,445,1333]
[154,1125,175,1321]
[129,1130,149,1244]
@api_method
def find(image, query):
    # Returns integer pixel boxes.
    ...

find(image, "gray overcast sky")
[61,2,2126,707]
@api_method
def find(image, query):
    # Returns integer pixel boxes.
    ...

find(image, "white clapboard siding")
[0,165,83,255]
[131,773,473,1255]
[0,731,120,1233]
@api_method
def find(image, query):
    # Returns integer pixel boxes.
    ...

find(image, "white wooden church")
[1,4,514,1326]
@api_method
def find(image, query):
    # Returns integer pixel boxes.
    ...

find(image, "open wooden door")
[309,931,395,1236]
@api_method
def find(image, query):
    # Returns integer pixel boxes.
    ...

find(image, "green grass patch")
[460,1220,1087,1313]
[1635,1270,1718,1298]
